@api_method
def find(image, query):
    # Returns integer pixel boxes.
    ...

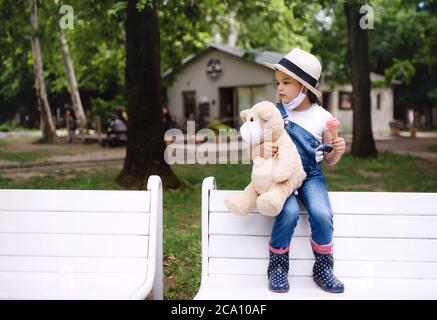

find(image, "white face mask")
[240,119,266,145]
[284,86,306,111]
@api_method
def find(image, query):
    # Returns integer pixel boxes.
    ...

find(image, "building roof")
[370,72,402,85]
[163,43,283,78]
[207,43,284,66]
[164,43,400,85]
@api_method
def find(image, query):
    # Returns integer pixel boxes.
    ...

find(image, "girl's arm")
[323,129,346,166]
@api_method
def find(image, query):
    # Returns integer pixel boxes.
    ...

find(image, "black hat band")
[278,58,318,87]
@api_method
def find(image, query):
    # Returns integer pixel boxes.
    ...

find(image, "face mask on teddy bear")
[240,118,268,145]
[284,85,306,111]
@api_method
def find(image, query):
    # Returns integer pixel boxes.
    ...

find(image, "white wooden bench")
[0,175,163,300]
[195,176,437,300]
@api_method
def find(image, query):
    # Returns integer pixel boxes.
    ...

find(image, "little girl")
[259,48,346,293]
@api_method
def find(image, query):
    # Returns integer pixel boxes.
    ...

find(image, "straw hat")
[266,48,322,99]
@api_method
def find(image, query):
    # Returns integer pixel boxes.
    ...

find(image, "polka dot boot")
[267,246,290,293]
[312,251,345,293]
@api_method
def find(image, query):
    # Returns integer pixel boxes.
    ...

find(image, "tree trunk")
[117,0,181,189]
[59,31,87,132]
[29,0,57,142]
[344,2,377,158]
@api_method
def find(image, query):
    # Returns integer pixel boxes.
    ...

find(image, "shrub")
[0,119,21,132]
[206,120,232,134]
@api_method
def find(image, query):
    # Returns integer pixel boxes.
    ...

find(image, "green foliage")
[1,0,436,128]
[0,119,21,132]
[384,59,415,85]
[107,1,127,17]
[231,0,317,53]
[206,120,232,134]
[0,0,125,121]
[427,88,437,104]
[306,2,351,85]
[159,0,222,85]
[369,0,437,109]
[90,95,126,129]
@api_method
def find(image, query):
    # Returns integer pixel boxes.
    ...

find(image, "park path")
[0,132,436,178]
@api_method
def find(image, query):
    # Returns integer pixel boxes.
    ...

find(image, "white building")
[165,43,398,137]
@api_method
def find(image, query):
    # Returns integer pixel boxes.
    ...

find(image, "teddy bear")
[224,101,306,216]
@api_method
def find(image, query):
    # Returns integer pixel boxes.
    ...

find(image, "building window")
[236,85,267,118]
[377,93,381,110]
[338,91,353,110]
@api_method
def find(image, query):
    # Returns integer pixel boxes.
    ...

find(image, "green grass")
[0,167,121,190]
[0,152,436,299]
[0,136,47,146]
[0,139,8,148]
[164,164,252,299]
[0,150,57,163]
[323,151,437,192]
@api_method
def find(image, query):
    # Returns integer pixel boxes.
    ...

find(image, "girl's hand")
[260,142,278,159]
[332,137,346,155]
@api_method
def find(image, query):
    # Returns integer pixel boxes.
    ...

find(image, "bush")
[91,96,126,131]
[206,120,232,134]
[0,119,21,132]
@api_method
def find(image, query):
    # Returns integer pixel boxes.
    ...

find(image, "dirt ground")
[0,134,436,178]
[0,137,125,178]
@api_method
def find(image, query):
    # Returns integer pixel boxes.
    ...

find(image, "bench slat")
[209,258,437,279]
[209,235,437,262]
[0,190,150,213]
[0,272,146,299]
[0,256,147,273]
[209,190,437,215]
[0,211,149,235]
[0,234,148,258]
[196,274,437,300]
[199,177,437,300]
[209,212,437,239]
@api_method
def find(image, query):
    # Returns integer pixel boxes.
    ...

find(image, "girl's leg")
[298,175,344,293]
[268,192,300,293]
[298,175,333,247]
[270,193,300,249]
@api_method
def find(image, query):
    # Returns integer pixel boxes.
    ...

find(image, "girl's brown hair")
[308,90,321,105]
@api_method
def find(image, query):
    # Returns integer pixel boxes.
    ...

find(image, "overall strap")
[277,102,288,119]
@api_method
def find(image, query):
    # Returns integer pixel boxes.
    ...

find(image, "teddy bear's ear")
[259,108,273,121]
[240,109,249,121]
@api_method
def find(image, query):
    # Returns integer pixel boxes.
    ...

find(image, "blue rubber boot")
[312,251,345,293]
[267,247,290,293]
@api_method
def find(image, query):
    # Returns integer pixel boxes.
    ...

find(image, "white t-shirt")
[285,103,333,142]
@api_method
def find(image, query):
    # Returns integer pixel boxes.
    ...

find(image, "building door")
[182,91,196,121]
[322,91,331,111]
[219,87,236,128]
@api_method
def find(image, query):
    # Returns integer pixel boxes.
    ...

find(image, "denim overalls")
[270,103,334,249]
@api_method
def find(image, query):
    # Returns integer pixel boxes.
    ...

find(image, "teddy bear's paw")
[224,197,250,216]
[256,193,282,216]
[272,169,289,183]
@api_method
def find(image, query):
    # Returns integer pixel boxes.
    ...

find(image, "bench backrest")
[0,175,163,300]
[201,177,437,285]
